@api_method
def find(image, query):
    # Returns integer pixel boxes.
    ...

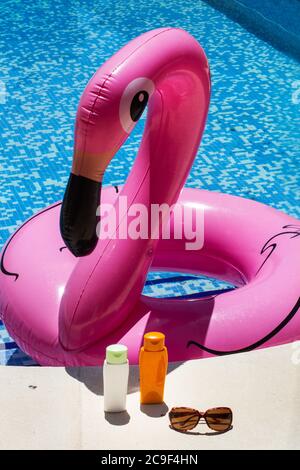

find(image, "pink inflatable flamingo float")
[0,28,299,366]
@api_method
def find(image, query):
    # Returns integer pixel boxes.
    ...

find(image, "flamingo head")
[60,34,158,257]
[60,28,210,257]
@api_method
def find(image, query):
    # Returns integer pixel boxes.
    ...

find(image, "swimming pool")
[0,0,299,365]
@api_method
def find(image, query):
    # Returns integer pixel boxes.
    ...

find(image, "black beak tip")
[59,173,101,258]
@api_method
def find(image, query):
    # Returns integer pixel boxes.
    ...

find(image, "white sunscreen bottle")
[103,344,129,412]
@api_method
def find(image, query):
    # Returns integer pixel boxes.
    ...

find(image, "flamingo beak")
[60,173,101,257]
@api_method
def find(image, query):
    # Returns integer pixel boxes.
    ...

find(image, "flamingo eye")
[130,90,149,121]
[119,77,154,132]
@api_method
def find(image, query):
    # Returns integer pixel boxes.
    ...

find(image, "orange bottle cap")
[143,332,165,351]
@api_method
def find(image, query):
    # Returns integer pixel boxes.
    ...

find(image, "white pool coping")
[0,343,299,450]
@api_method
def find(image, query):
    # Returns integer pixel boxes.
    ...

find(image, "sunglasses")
[169,407,233,433]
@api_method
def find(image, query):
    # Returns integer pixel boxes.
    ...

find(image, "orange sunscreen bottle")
[139,332,168,404]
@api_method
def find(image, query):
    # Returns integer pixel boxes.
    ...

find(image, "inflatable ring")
[0,28,299,366]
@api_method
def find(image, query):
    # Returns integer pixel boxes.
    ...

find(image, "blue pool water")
[0,0,299,365]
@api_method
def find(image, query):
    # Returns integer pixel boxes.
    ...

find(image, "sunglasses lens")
[169,407,199,432]
[205,407,232,432]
